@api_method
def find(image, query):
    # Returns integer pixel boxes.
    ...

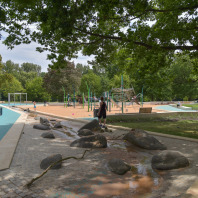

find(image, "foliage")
[79,70,102,97]
[26,77,50,101]
[43,61,81,100]
[0,55,13,89]
[1,75,24,96]
[169,55,198,100]
[1,0,197,70]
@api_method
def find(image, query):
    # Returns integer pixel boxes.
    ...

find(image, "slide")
[110,98,121,108]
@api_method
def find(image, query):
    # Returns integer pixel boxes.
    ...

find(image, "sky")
[0,40,94,72]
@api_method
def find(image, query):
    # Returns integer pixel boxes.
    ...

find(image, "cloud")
[0,41,95,72]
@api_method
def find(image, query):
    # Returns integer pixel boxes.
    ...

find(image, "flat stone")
[33,124,50,130]
[41,132,55,139]
[78,129,94,136]
[152,150,189,170]
[70,134,107,148]
[78,119,100,132]
[123,129,167,150]
[40,154,62,170]
[108,158,131,175]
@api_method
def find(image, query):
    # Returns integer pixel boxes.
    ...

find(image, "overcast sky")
[0,40,94,72]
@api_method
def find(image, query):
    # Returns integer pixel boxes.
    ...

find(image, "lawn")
[108,113,198,139]
[183,104,198,110]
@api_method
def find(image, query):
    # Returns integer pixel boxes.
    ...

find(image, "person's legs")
[98,115,102,127]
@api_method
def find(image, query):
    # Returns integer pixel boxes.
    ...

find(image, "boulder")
[78,119,100,132]
[108,158,131,175]
[40,154,62,170]
[33,124,50,130]
[54,122,62,128]
[152,150,189,170]
[123,129,166,150]
[78,129,94,136]
[70,134,107,148]
[41,132,55,139]
[40,117,50,126]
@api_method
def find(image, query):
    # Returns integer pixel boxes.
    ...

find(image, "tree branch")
[25,149,91,188]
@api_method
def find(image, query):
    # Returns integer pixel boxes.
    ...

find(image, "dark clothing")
[98,102,106,119]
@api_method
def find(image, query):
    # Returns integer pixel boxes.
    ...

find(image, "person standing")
[33,101,36,111]
[98,96,107,128]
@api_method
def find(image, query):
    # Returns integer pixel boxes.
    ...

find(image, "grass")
[183,104,198,110]
[108,113,198,139]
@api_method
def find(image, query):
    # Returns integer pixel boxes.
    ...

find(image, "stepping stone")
[40,154,62,170]
[78,119,100,132]
[40,117,50,126]
[152,150,189,170]
[108,158,131,175]
[54,122,62,128]
[70,134,107,148]
[78,129,94,136]
[41,132,55,139]
[33,124,50,130]
[123,129,167,150]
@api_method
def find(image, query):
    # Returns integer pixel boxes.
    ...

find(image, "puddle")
[59,163,162,198]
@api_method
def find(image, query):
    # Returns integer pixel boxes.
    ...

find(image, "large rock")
[70,134,107,148]
[78,119,100,132]
[78,129,94,136]
[40,117,50,126]
[41,132,55,139]
[54,122,62,128]
[40,154,62,170]
[108,158,131,175]
[152,150,189,170]
[123,129,166,150]
[33,124,50,130]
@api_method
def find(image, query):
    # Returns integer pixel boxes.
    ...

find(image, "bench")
[139,107,152,113]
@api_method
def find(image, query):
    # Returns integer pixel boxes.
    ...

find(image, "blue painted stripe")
[0,107,21,140]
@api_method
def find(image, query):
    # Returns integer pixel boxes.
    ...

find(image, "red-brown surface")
[27,103,165,118]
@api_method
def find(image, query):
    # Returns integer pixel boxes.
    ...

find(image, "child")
[33,101,36,111]
[98,96,107,128]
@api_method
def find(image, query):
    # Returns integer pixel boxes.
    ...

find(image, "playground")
[26,103,165,119]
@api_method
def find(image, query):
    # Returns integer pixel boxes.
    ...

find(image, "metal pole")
[26,93,27,105]
[94,93,95,109]
[121,75,123,113]
[14,93,15,105]
[91,91,92,111]
[20,93,21,105]
[141,86,144,107]
[107,92,109,111]
[83,93,84,109]
[74,88,75,108]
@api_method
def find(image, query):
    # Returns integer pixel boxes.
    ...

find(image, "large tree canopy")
[0,0,197,69]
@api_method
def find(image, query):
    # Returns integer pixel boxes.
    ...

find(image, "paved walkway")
[0,109,198,197]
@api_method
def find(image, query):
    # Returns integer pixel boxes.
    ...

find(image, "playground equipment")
[106,75,144,113]
[8,93,27,106]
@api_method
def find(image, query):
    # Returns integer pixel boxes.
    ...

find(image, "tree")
[43,61,81,100]
[1,0,197,70]
[79,70,102,97]
[1,76,24,97]
[26,77,51,101]
[21,62,41,75]
[0,55,13,89]
[170,55,198,100]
